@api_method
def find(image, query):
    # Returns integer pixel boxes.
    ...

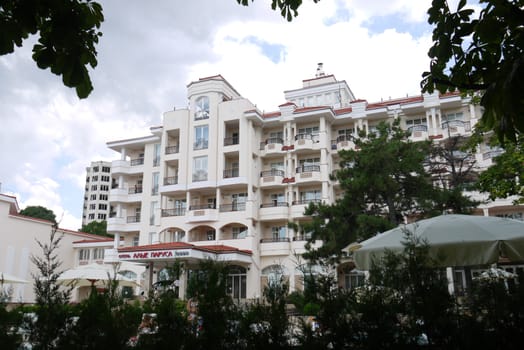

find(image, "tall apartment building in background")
[82,161,112,227]
[103,65,522,299]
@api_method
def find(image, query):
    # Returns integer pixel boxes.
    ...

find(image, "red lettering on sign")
[133,252,149,259]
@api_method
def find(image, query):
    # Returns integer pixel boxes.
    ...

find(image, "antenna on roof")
[315,63,325,77]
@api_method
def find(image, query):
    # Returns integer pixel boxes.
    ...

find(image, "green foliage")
[80,220,110,237]
[19,205,57,224]
[0,0,104,98]
[302,120,439,263]
[29,227,72,350]
[427,135,481,213]
[0,302,22,350]
[422,0,524,142]
[236,0,321,21]
[476,135,524,204]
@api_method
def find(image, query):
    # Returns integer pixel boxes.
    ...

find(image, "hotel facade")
[104,67,520,299]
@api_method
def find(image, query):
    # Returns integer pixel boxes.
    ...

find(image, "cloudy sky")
[0,0,454,230]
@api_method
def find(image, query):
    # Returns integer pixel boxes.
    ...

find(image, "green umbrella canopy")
[353,214,524,270]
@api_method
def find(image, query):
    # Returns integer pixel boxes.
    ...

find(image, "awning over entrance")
[117,242,253,265]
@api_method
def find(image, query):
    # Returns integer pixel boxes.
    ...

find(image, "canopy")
[1,272,29,284]
[57,263,138,288]
[353,214,524,270]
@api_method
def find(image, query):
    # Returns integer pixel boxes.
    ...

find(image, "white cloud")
[0,0,438,231]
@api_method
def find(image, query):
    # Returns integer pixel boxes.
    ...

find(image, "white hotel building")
[104,66,521,299]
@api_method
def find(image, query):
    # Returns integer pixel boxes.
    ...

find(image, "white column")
[113,233,120,249]
[120,147,127,161]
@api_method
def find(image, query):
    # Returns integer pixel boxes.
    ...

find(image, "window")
[98,204,107,210]
[343,271,365,290]
[97,213,106,220]
[92,175,98,181]
[194,125,209,150]
[271,226,286,241]
[88,214,95,220]
[271,161,284,171]
[93,248,104,260]
[86,177,90,182]
[150,201,158,225]
[299,158,320,167]
[194,96,210,120]
[232,193,247,211]
[444,112,464,121]
[153,143,161,167]
[90,194,97,200]
[152,172,159,195]
[207,230,216,240]
[193,156,208,181]
[100,194,108,201]
[93,166,99,172]
[79,249,90,261]
[226,266,247,300]
[232,226,247,239]
[297,126,319,141]
[149,232,158,244]
[101,175,110,182]
[132,236,139,246]
[406,118,427,126]
[89,204,96,210]
[100,185,109,191]
[271,193,285,206]
[300,190,321,202]
[102,166,110,173]
[91,185,97,191]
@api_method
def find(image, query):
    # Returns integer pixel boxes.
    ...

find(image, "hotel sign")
[118,249,191,261]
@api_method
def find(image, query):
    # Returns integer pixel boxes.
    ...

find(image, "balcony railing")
[260,169,285,177]
[164,176,178,185]
[292,199,321,205]
[223,168,239,178]
[126,216,140,223]
[219,202,246,212]
[260,202,288,208]
[189,203,216,210]
[295,133,316,141]
[165,145,179,154]
[128,186,143,194]
[130,158,144,166]
[109,212,117,218]
[441,120,471,132]
[161,208,186,217]
[407,124,428,133]
[224,136,239,146]
[193,139,208,150]
[260,237,290,243]
[296,165,320,173]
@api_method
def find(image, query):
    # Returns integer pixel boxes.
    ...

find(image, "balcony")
[223,168,239,179]
[260,137,285,155]
[128,186,143,194]
[164,176,178,185]
[408,124,428,141]
[224,136,239,146]
[187,205,218,222]
[219,202,246,212]
[260,237,291,256]
[161,208,186,217]
[107,215,140,232]
[441,120,471,136]
[294,133,317,152]
[291,199,321,217]
[165,145,179,154]
[260,169,285,188]
[259,202,289,221]
[331,134,356,151]
[130,157,144,166]
[295,165,321,184]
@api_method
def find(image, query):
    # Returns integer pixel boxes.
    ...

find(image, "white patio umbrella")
[57,263,138,288]
[0,272,29,284]
[353,214,524,270]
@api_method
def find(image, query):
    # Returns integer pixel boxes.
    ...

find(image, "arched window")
[194,96,209,120]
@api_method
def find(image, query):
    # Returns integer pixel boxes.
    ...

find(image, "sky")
[0,0,462,231]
